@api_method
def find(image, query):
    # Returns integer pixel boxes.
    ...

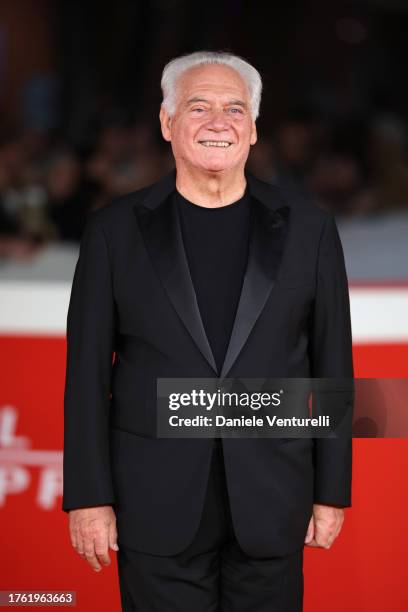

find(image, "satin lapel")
[134,185,218,374]
[219,199,290,379]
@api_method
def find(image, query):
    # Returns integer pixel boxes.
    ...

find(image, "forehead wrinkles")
[177,69,250,104]
[185,94,248,109]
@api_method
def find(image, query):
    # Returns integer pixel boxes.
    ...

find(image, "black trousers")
[117,441,304,611]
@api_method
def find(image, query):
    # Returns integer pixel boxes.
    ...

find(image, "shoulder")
[86,183,152,228]
[81,171,174,243]
[249,173,331,229]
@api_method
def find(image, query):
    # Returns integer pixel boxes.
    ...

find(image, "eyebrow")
[227,99,247,108]
[186,97,248,108]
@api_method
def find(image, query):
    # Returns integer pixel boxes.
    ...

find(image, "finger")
[69,527,77,551]
[304,516,314,544]
[313,527,332,548]
[94,530,111,566]
[315,516,338,548]
[329,514,344,543]
[332,520,343,541]
[83,539,101,571]
[76,533,85,557]
[70,525,85,557]
[337,516,344,535]
[109,520,119,552]
[304,538,319,547]
[317,538,331,548]
[306,536,332,549]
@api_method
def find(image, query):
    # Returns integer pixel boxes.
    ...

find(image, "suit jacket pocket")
[111,357,148,435]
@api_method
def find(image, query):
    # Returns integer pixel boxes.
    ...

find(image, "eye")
[192,107,205,113]
[227,107,244,114]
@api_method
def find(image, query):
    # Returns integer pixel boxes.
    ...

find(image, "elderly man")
[63,51,353,611]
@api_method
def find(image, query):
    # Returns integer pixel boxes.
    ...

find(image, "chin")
[199,158,234,173]
[202,164,229,173]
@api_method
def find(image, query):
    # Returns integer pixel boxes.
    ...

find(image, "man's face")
[160,64,257,174]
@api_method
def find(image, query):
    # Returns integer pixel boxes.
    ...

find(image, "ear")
[160,105,172,142]
[250,121,257,146]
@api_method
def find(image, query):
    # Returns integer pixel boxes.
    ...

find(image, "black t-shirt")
[175,187,252,374]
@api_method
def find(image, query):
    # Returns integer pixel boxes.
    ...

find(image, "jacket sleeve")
[309,214,354,507]
[62,212,116,512]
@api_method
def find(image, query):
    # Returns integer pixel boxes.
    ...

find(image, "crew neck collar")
[175,186,250,211]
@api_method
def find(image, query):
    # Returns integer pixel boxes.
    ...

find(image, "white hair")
[161,51,262,121]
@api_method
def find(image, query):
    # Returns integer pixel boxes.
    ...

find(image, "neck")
[175,165,247,208]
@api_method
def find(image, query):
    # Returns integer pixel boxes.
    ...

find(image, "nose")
[206,109,230,131]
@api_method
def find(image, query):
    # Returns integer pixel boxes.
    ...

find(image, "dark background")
[1,0,408,252]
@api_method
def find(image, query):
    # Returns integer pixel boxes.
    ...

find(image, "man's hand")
[69,505,118,572]
[304,504,345,549]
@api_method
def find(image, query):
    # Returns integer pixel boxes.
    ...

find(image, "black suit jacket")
[62,169,354,558]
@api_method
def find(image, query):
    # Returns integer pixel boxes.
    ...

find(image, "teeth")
[199,141,232,147]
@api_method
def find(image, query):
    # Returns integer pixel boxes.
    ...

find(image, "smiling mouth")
[198,140,233,148]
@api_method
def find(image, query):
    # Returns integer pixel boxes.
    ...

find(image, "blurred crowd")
[1,112,408,260]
